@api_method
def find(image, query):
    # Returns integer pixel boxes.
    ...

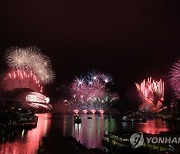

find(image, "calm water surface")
[0,113,180,153]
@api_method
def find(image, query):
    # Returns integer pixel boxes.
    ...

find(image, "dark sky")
[0,0,180,97]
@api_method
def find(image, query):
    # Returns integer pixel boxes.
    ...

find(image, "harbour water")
[0,113,180,153]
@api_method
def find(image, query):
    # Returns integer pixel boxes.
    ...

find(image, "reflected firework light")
[5,46,55,85]
[26,92,50,103]
[26,92,51,109]
[169,59,180,99]
[135,77,164,112]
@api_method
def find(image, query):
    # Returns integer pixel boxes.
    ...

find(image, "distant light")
[93,76,97,80]
[79,81,82,85]
[91,109,96,114]
[83,109,88,114]
[74,109,79,114]
[99,109,104,114]
[104,79,108,83]
[45,97,50,103]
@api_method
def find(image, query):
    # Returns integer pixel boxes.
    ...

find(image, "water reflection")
[136,119,169,134]
[75,114,105,148]
[0,113,180,152]
[0,113,51,154]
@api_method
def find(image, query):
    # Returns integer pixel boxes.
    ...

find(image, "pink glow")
[74,109,79,114]
[170,59,180,98]
[3,69,43,93]
[68,70,119,113]
[99,109,104,114]
[91,109,96,114]
[136,77,164,112]
[83,109,88,114]
[0,114,51,154]
[139,119,169,134]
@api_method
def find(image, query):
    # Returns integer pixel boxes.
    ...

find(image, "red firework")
[2,69,43,93]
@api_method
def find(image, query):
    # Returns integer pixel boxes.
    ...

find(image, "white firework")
[100,73,113,83]
[88,70,100,81]
[5,47,32,70]
[5,46,55,85]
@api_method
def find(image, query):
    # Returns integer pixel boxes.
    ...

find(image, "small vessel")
[87,117,92,119]
[74,115,82,123]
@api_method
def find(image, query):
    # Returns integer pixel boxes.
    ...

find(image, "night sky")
[0,0,180,99]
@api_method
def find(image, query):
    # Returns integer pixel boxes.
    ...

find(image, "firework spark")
[5,47,55,85]
[2,69,43,92]
[169,59,180,98]
[66,70,119,114]
[135,77,164,112]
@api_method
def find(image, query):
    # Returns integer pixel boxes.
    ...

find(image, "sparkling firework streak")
[66,70,119,114]
[5,47,55,85]
[136,77,164,100]
[2,69,43,93]
[169,59,180,98]
[135,77,164,112]
[26,92,51,109]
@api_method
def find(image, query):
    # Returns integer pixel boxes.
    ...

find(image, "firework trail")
[2,69,43,92]
[169,59,180,99]
[135,77,164,112]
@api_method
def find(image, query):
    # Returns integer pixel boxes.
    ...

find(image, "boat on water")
[74,115,82,123]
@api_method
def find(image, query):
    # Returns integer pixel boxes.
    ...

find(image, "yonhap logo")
[130,132,144,148]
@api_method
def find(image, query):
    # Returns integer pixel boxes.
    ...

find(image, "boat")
[87,117,92,119]
[74,115,82,123]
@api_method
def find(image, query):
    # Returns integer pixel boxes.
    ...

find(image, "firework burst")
[66,70,119,114]
[135,77,164,112]
[169,59,180,98]
[5,46,55,85]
